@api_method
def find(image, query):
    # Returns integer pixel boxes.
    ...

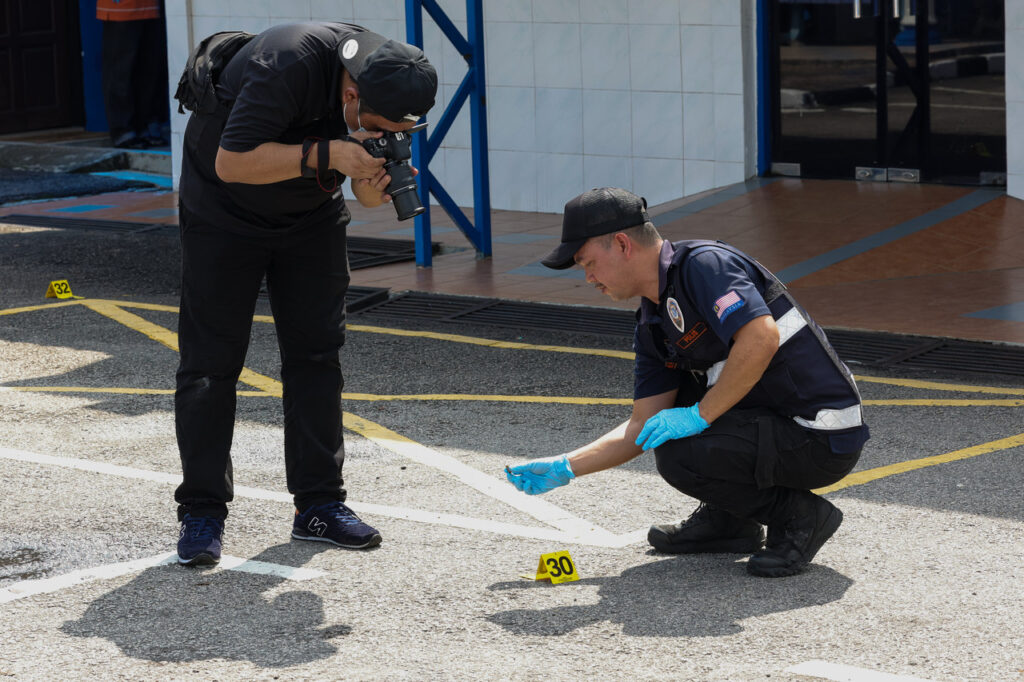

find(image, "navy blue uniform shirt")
[633,240,869,454]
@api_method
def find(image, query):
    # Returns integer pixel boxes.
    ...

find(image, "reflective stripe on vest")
[704,307,863,431]
[795,404,863,431]
[706,307,806,387]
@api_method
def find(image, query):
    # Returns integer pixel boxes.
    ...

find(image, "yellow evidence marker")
[522,550,580,584]
[45,279,80,299]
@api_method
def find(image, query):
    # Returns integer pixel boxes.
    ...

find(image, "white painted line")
[0,552,324,604]
[216,556,324,581]
[0,446,642,547]
[0,552,177,604]
[343,418,621,545]
[786,660,938,682]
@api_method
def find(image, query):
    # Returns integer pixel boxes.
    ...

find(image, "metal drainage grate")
[357,292,1024,379]
[356,291,637,337]
[347,236,431,270]
[0,214,173,233]
[824,330,939,365]
[256,285,389,314]
[345,286,390,313]
[0,214,433,271]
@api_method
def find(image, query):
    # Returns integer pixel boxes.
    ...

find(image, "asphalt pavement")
[1,218,1022,681]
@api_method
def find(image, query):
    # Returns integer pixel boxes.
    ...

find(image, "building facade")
[165,0,1022,208]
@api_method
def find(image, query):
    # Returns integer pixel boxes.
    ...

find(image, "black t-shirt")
[179,22,362,233]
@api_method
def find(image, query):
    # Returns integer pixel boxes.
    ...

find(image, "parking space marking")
[0,446,625,547]
[7,385,1024,408]
[786,660,937,681]
[816,431,1024,494]
[855,374,1024,396]
[64,301,624,545]
[2,298,1021,547]
[0,552,325,605]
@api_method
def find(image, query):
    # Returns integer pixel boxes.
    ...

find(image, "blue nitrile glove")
[635,404,709,450]
[505,455,575,495]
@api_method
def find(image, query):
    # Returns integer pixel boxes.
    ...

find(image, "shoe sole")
[177,552,220,567]
[292,531,382,549]
[747,505,843,578]
[648,534,765,555]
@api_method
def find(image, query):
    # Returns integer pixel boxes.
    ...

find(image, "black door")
[0,0,83,134]
[770,0,1006,185]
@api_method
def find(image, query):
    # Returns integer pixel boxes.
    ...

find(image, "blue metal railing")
[405,0,491,267]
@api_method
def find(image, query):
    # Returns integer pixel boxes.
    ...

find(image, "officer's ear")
[340,71,360,105]
[612,232,632,258]
[341,85,360,106]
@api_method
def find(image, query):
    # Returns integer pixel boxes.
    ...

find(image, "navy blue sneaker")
[292,502,382,549]
[177,514,224,566]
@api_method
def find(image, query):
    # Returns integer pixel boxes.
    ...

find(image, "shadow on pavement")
[486,556,852,638]
[59,542,349,668]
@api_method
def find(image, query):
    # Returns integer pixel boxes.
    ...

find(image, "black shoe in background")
[648,502,765,554]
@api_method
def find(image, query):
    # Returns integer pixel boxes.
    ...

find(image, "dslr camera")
[359,122,427,221]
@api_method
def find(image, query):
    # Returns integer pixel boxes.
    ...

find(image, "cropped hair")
[597,221,660,248]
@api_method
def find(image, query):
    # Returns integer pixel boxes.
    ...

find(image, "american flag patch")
[713,290,744,321]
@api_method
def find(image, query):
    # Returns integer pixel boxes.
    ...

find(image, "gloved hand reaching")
[505,454,575,495]
[635,404,709,450]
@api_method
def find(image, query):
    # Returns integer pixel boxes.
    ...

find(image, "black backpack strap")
[174,31,256,116]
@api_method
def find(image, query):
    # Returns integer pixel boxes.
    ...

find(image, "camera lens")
[386,161,425,221]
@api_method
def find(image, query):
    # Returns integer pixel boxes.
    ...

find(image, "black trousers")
[100,18,168,140]
[653,407,861,525]
[174,204,351,521]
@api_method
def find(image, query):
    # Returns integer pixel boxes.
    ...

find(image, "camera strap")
[316,139,338,192]
[300,137,338,193]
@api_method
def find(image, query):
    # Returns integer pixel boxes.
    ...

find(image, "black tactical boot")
[746,492,843,578]
[648,503,765,554]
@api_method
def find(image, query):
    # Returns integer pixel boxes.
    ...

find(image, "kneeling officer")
[505,188,868,577]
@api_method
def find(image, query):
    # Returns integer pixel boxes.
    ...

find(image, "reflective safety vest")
[637,240,868,449]
[97,0,161,22]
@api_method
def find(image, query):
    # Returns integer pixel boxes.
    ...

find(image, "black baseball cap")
[339,31,437,123]
[541,188,651,269]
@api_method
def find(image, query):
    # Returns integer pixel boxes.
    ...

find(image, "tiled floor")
[3,179,1022,345]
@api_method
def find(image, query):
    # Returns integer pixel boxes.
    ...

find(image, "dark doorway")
[0,0,84,134]
[770,0,1006,186]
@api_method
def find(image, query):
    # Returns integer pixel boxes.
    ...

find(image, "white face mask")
[344,99,367,133]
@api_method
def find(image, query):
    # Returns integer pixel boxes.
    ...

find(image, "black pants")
[174,204,351,521]
[100,18,168,141]
[654,407,861,525]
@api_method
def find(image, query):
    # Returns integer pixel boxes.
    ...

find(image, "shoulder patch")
[665,297,685,332]
[713,290,745,322]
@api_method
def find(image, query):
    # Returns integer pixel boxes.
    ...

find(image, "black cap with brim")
[339,31,437,123]
[541,239,589,270]
[541,188,650,270]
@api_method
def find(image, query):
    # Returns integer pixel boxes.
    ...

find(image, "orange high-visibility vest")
[96,0,161,21]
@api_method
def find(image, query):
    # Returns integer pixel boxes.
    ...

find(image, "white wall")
[1008,0,1023,199]
[164,0,758,212]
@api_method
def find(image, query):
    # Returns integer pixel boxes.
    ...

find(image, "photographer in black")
[174,22,436,566]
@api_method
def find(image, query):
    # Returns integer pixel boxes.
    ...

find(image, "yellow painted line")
[0,386,269,397]
[0,300,84,316]
[864,399,1024,407]
[816,431,1024,494]
[83,300,180,352]
[0,386,629,405]
[855,374,1024,396]
[104,300,178,313]
[343,392,631,405]
[345,323,635,359]
[80,300,281,397]
[3,386,174,396]
[7,299,1023,395]
[12,388,1022,407]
